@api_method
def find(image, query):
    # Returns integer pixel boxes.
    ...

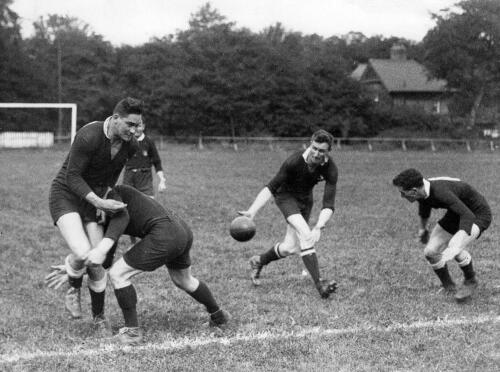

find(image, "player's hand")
[86,248,107,266]
[311,226,321,243]
[158,180,167,192]
[418,229,429,244]
[96,209,107,225]
[44,264,69,290]
[98,199,127,213]
[237,210,255,220]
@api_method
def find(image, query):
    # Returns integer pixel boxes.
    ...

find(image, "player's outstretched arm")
[238,187,272,220]
[87,238,116,265]
[86,191,127,213]
[312,208,333,243]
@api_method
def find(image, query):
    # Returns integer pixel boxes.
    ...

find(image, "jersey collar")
[302,146,328,165]
[103,116,112,139]
[423,179,430,199]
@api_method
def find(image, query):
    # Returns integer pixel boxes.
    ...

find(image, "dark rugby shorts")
[49,182,99,225]
[123,218,193,271]
[274,192,313,222]
[123,168,154,197]
[438,207,492,237]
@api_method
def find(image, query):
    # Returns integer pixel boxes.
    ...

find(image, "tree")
[26,15,117,132]
[423,0,500,127]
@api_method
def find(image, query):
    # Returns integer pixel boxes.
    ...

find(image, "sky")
[11,0,459,46]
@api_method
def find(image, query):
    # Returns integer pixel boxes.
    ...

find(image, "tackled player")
[47,185,229,345]
[48,97,142,331]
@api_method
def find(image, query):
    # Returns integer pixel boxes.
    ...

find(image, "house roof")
[368,58,448,93]
[350,63,367,81]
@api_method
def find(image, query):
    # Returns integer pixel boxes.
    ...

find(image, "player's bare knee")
[108,266,130,289]
[423,244,440,262]
[87,264,106,281]
[278,241,297,256]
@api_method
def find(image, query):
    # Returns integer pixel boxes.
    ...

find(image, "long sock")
[434,265,455,287]
[301,252,321,284]
[260,244,282,265]
[68,276,83,289]
[89,289,105,318]
[459,260,476,281]
[114,285,138,327]
[187,281,219,314]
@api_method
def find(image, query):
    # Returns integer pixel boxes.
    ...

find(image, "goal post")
[0,102,77,143]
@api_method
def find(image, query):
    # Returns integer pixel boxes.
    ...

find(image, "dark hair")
[311,129,334,150]
[392,168,424,190]
[113,97,144,117]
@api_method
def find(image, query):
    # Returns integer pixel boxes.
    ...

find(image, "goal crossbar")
[0,103,77,143]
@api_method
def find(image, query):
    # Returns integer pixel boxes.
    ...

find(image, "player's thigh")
[167,267,199,292]
[280,224,300,255]
[108,257,143,289]
[449,224,480,251]
[424,224,451,257]
[286,213,314,249]
[85,222,104,248]
[56,212,92,258]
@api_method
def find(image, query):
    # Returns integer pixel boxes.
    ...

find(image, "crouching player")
[392,168,492,302]
[239,129,338,299]
[47,184,229,345]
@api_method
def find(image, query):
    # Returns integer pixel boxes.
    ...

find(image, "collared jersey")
[52,121,138,199]
[125,134,162,171]
[104,184,183,240]
[267,150,338,211]
[418,177,490,234]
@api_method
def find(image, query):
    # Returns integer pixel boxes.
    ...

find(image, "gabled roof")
[368,58,447,93]
[350,63,367,81]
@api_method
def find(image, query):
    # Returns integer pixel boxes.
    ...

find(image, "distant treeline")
[2,1,499,138]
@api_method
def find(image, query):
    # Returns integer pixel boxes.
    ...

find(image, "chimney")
[390,44,407,61]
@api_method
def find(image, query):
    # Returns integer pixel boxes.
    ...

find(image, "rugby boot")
[316,279,338,299]
[93,314,113,338]
[249,255,263,286]
[455,277,478,303]
[208,309,231,329]
[65,286,82,319]
[117,327,143,346]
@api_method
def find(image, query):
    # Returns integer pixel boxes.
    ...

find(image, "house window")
[433,101,441,114]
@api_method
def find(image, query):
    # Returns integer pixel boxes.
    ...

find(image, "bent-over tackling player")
[392,168,492,302]
[239,129,338,299]
[47,185,229,345]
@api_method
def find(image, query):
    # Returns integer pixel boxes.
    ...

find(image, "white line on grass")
[2,314,499,364]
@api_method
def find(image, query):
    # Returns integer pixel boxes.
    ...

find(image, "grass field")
[1,145,499,371]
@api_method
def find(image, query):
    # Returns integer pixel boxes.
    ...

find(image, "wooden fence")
[154,135,500,153]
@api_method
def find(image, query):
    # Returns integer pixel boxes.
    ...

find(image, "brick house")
[351,44,451,114]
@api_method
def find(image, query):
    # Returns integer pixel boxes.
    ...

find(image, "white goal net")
[0,103,77,147]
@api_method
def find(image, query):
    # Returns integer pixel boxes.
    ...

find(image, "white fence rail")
[0,132,54,148]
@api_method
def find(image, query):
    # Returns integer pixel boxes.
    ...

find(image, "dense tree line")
[1,1,500,138]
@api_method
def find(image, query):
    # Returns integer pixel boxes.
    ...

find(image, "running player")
[239,129,339,298]
[392,168,492,302]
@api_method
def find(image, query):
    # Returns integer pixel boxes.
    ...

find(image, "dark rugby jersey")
[125,135,162,172]
[104,185,183,240]
[418,178,490,234]
[52,121,138,199]
[267,150,338,210]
